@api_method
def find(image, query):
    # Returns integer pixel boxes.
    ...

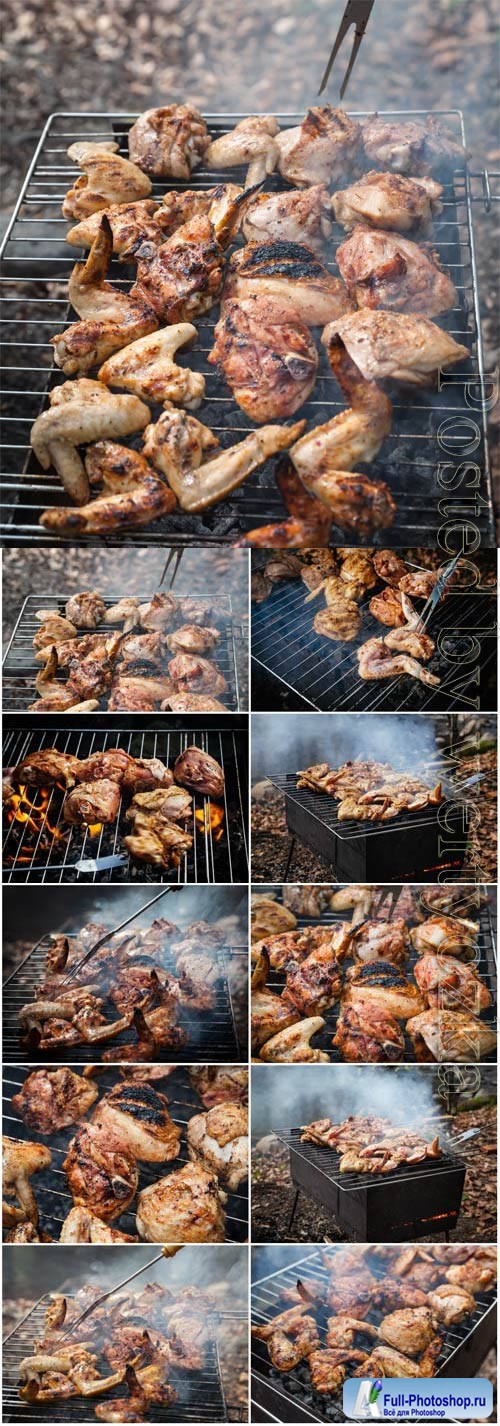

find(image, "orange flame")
[195,804,225,843]
[5,783,68,862]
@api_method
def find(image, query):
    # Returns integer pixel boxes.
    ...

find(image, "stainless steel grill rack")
[1,109,495,546]
[2,591,242,712]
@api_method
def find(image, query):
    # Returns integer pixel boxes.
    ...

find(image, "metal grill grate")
[259,896,497,1063]
[3,1065,248,1241]
[3,1295,228,1423]
[251,1248,497,1424]
[269,771,446,839]
[2,720,248,883]
[0,110,495,546]
[2,592,241,712]
[251,572,497,713]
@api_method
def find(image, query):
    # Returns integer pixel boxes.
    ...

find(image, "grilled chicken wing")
[32,379,150,505]
[242,184,332,250]
[407,1009,496,1062]
[362,114,463,175]
[53,218,158,376]
[251,949,300,1051]
[332,171,443,233]
[357,637,440,688]
[413,953,491,1015]
[241,452,333,548]
[63,1122,138,1221]
[99,323,205,409]
[3,1137,52,1226]
[252,1306,320,1370]
[40,441,175,536]
[206,115,279,186]
[187,1101,248,1191]
[337,224,458,316]
[326,1317,378,1350]
[12,1069,98,1134]
[332,1004,405,1062]
[328,309,469,386]
[353,1344,439,1378]
[143,400,304,511]
[59,1207,137,1243]
[259,1016,329,1062]
[33,612,77,648]
[158,183,243,237]
[350,919,409,966]
[224,239,353,326]
[276,106,360,187]
[209,296,318,421]
[63,776,121,826]
[445,1261,496,1293]
[94,1083,181,1162]
[62,141,152,220]
[136,1162,226,1242]
[128,104,209,178]
[410,914,479,958]
[66,199,162,255]
[173,745,224,797]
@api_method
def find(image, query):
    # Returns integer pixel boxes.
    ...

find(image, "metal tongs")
[57,1247,183,1341]
[421,552,461,628]
[319,0,375,97]
[60,885,182,985]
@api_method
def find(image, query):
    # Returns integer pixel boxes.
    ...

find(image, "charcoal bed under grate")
[3,1065,248,1241]
[0,110,495,547]
[3,1295,228,1423]
[252,573,497,713]
[2,592,241,712]
[251,1249,497,1424]
[2,717,248,883]
[261,896,497,1064]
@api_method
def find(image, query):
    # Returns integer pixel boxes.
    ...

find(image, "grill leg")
[283,836,296,882]
[287,1187,301,1232]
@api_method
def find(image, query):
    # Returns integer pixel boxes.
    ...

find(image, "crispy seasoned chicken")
[283,935,345,1017]
[313,602,361,642]
[259,1017,330,1062]
[252,1305,320,1370]
[128,104,209,178]
[308,1348,368,1393]
[410,914,479,958]
[399,569,439,598]
[344,961,424,1018]
[126,786,192,822]
[40,440,175,537]
[224,240,353,326]
[117,631,162,671]
[109,675,176,711]
[124,809,193,868]
[33,612,77,648]
[414,953,491,1015]
[350,919,409,966]
[3,1137,52,1226]
[406,1009,496,1062]
[251,899,297,943]
[136,1162,226,1242]
[138,592,179,630]
[362,114,463,175]
[73,748,132,782]
[357,637,440,688]
[99,323,205,409]
[187,1101,248,1190]
[332,1004,405,1062]
[445,1261,496,1294]
[209,296,318,421]
[251,930,309,971]
[332,170,443,233]
[12,749,81,787]
[189,1067,248,1109]
[12,1069,99,1134]
[337,224,458,316]
[158,184,242,237]
[53,218,158,376]
[130,193,246,323]
[426,1285,477,1327]
[167,653,227,699]
[327,310,469,386]
[353,1344,439,1379]
[372,550,408,587]
[63,1122,138,1221]
[121,758,174,793]
[60,1206,137,1243]
[173,745,224,797]
[66,199,162,256]
[379,1308,442,1359]
[369,585,405,626]
[65,592,106,628]
[330,884,375,924]
[62,141,152,220]
[63,777,121,826]
[166,624,220,655]
[326,1317,378,1349]
[143,400,304,511]
[276,107,360,187]
[251,949,300,1051]
[206,115,279,186]
[94,1083,181,1162]
[371,1279,428,1313]
[32,379,150,504]
[242,184,332,253]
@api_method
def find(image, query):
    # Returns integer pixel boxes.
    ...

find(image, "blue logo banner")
[343,1377,493,1420]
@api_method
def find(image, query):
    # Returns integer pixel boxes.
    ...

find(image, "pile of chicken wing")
[16,1271,229,1418]
[5,742,224,869]
[30,588,230,712]
[29,104,469,540]
[250,887,496,1064]
[4,1064,248,1247]
[252,1244,496,1393]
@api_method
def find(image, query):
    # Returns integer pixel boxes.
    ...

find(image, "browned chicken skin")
[224,239,353,327]
[136,1161,226,1242]
[362,114,463,175]
[63,1122,138,1221]
[94,1082,181,1162]
[52,218,158,376]
[242,184,332,251]
[62,141,152,221]
[332,171,443,233]
[167,653,227,699]
[337,224,458,316]
[63,777,121,826]
[66,199,163,256]
[187,1101,248,1191]
[128,104,209,178]
[130,199,243,323]
[40,441,175,538]
[252,1306,320,1370]
[173,746,224,797]
[12,1069,99,1134]
[333,1003,405,1062]
[251,949,300,1051]
[327,309,469,386]
[209,296,319,421]
[3,1137,52,1227]
[276,106,361,187]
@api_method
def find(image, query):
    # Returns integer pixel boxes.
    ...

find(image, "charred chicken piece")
[65,592,107,628]
[332,170,443,234]
[362,114,463,175]
[350,918,409,966]
[251,930,309,972]
[12,1069,99,1134]
[344,961,424,1019]
[138,592,179,631]
[251,949,300,1052]
[413,953,491,1015]
[308,1348,368,1393]
[209,296,319,422]
[73,748,132,783]
[327,309,469,387]
[53,219,158,377]
[32,378,150,505]
[167,653,227,699]
[166,624,220,655]
[60,1206,137,1243]
[40,440,175,537]
[371,1279,428,1313]
[445,1258,496,1294]
[252,1305,320,1370]
[63,1122,138,1221]
[63,776,121,826]
[282,932,346,1017]
[406,1009,496,1063]
[332,1003,405,1062]
[336,224,458,317]
[66,199,162,256]
[93,1082,181,1162]
[187,1101,248,1191]
[206,115,279,187]
[173,745,224,798]
[373,549,408,585]
[99,322,205,410]
[117,632,163,672]
[128,104,209,178]
[3,1137,52,1227]
[143,400,304,512]
[259,1017,330,1063]
[12,750,81,787]
[410,914,479,958]
[224,240,353,327]
[242,184,332,251]
[62,141,152,221]
[130,193,245,324]
[276,106,360,187]
[136,1161,226,1242]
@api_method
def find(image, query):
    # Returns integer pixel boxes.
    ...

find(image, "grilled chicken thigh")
[258,1017,330,1062]
[60,1207,137,1243]
[12,750,81,787]
[94,1083,182,1163]
[209,296,318,421]
[143,400,304,511]
[128,104,209,178]
[357,637,440,688]
[344,962,424,1018]
[350,919,409,966]
[332,1004,405,1062]
[413,953,491,1015]
[130,194,244,323]
[64,1122,138,1221]
[206,115,279,186]
[159,183,243,237]
[66,199,163,256]
[53,218,158,376]
[65,591,106,628]
[445,1261,496,1294]
[426,1285,477,1327]
[327,310,469,386]
[12,1069,99,1134]
[362,114,463,175]
[136,1162,226,1242]
[99,323,205,409]
[166,624,220,655]
[410,914,479,958]
[276,107,360,187]
[40,440,175,536]
[167,653,227,698]
[252,1306,320,1370]
[369,586,406,625]
[63,777,121,826]
[332,171,443,233]
[224,240,353,326]
[126,786,192,821]
[242,184,332,250]
[32,379,150,505]
[372,550,408,585]
[337,225,458,316]
[189,1067,248,1109]
[173,745,224,797]
[124,809,193,868]
[406,1009,496,1062]
[283,934,345,1016]
[187,1101,248,1191]
[399,569,439,598]
[3,1137,52,1226]
[62,142,152,220]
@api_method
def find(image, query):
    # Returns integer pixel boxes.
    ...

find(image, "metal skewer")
[60,886,181,985]
[57,1246,183,1341]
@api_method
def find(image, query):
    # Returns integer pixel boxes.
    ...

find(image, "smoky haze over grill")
[251,1064,446,1140]
[252,711,439,779]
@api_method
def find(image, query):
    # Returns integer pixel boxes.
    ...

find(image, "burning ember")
[195,803,225,842]
[4,783,67,859]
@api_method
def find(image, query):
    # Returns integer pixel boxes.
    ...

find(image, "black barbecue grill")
[252,572,497,713]
[274,1127,466,1242]
[257,890,497,1063]
[3,1295,228,1424]
[251,1248,497,1424]
[0,110,496,547]
[2,716,248,883]
[2,592,242,712]
[3,1065,248,1243]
